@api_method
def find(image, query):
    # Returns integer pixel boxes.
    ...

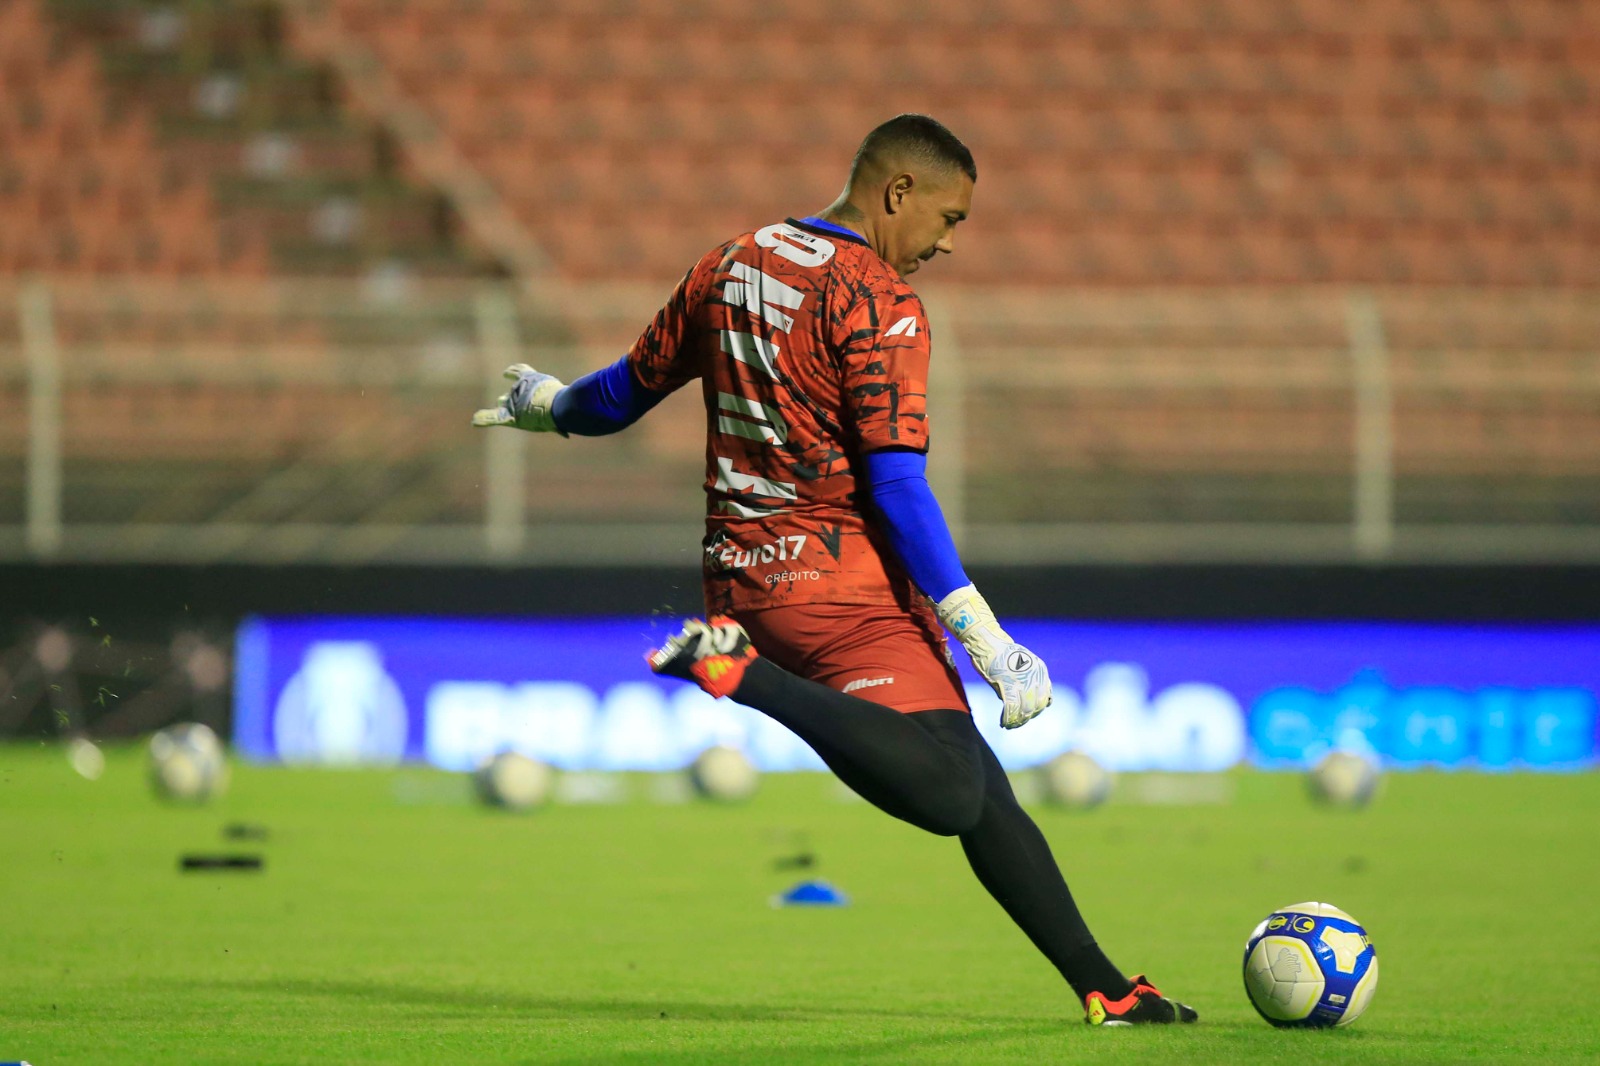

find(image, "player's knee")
[903,708,987,835]
[934,807,985,837]
[923,778,986,837]
[926,803,983,837]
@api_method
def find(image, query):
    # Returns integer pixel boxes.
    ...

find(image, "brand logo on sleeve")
[885,316,920,337]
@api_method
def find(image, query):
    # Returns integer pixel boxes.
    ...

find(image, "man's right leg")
[649,618,986,836]
[742,662,987,836]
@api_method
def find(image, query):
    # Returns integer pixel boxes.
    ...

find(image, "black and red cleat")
[646,616,759,699]
[1084,974,1199,1026]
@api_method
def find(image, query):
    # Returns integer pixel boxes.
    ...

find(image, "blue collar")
[793,215,867,245]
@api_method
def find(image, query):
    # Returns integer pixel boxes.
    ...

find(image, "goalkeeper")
[473,114,1196,1027]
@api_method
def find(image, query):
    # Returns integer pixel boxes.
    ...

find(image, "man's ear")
[883,172,914,215]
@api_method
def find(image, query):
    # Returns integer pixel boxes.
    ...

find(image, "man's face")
[885,168,974,277]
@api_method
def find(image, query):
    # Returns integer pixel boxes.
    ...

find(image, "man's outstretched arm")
[472,356,666,436]
[866,448,1053,729]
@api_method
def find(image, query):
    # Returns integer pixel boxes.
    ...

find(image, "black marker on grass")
[179,854,263,871]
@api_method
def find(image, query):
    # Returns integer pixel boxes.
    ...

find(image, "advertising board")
[235,618,1599,772]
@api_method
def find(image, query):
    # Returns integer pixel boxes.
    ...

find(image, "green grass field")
[3,744,1597,1065]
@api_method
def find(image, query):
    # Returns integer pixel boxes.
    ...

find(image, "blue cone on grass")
[773,879,849,907]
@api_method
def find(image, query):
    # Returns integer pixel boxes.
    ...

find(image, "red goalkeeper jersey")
[627,218,933,615]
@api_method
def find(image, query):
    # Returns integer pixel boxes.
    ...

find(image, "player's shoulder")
[819,232,921,307]
[699,219,922,319]
[773,220,920,309]
[687,234,742,278]
[833,251,925,330]
[842,243,914,295]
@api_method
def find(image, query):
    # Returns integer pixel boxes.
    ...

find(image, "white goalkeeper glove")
[934,583,1052,729]
[472,363,566,433]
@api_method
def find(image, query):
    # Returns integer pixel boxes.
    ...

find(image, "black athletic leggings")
[732,658,1129,1000]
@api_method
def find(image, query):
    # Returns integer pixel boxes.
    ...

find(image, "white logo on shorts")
[843,676,895,694]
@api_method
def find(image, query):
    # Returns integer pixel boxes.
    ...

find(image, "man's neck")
[819,198,869,238]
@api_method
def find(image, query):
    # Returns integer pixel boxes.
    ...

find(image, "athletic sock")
[730,658,984,836]
[956,740,1134,1003]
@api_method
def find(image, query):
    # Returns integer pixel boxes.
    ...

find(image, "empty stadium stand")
[2,0,489,279]
[1,0,1596,559]
[0,0,268,275]
[943,287,1600,525]
[290,0,1599,286]
[5,0,1595,284]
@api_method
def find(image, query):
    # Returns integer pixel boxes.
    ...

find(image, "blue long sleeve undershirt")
[552,357,970,602]
[865,449,971,602]
[551,356,663,436]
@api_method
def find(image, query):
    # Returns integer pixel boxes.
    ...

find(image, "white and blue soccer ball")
[688,745,760,802]
[1243,901,1379,1028]
[1040,750,1112,810]
[474,752,554,811]
[148,722,230,803]
[1308,750,1382,808]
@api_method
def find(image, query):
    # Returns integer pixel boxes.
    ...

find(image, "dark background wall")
[7,563,1600,634]
[6,563,1596,741]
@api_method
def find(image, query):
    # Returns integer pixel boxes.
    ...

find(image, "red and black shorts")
[732,600,971,714]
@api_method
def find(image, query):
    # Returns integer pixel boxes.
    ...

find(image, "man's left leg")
[913,710,1198,1024]
[651,614,1197,1024]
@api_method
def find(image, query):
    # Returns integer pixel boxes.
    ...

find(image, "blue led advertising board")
[235,617,1598,773]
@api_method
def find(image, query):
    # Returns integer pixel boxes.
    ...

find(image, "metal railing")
[3,277,1598,565]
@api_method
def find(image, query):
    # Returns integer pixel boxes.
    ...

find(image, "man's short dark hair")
[851,113,977,183]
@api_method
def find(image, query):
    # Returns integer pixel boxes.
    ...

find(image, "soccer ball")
[1243,901,1379,1028]
[148,722,229,802]
[1040,751,1111,809]
[67,736,105,780]
[1308,751,1381,808]
[688,745,759,802]
[474,752,554,811]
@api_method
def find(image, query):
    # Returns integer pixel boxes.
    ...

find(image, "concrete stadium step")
[33,0,491,280]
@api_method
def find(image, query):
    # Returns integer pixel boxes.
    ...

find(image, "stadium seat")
[4,0,1598,516]
[215,0,1596,288]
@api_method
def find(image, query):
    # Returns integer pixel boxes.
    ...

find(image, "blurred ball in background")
[67,736,105,780]
[688,745,760,803]
[473,752,554,811]
[148,722,229,803]
[1040,751,1112,810]
[1308,751,1382,809]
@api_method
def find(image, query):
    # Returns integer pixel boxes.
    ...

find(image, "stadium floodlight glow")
[34,627,72,673]
[173,633,230,694]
